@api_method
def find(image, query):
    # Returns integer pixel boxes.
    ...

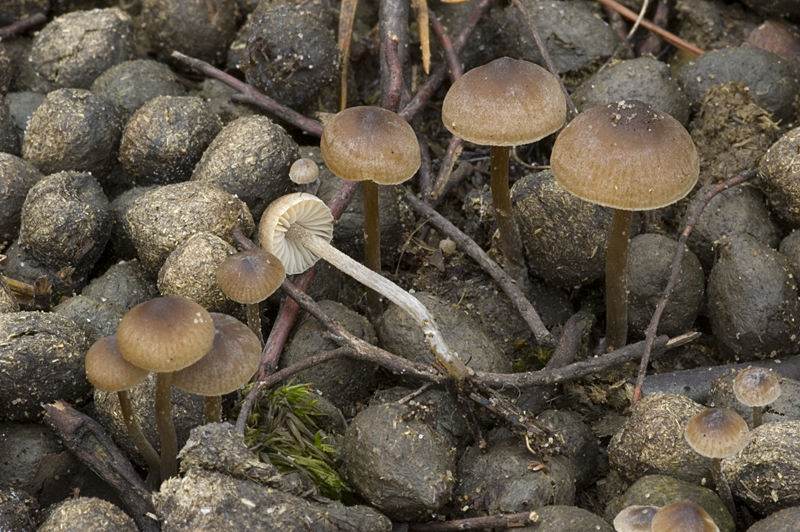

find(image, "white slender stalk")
[287,224,473,385]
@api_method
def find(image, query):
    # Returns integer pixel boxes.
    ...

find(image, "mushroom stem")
[246,303,263,345]
[155,372,179,480]
[286,223,473,385]
[752,406,763,428]
[606,208,633,349]
[363,180,383,319]
[490,146,528,289]
[204,396,222,424]
[710,457,737,518]
[117,389,161,488]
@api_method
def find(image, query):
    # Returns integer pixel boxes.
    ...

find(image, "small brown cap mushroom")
[733,366,781,408]
[650,501,719,532]
[550,99,699,210]
[289,158,319,185]
[116,296,215,373]
[320,106,420,185]
[217,247,285,304]
[613,505,661,532]
[441,56,566,146]
[259,193,334,275]
[85,335,149,393]
[684,408,750,459]
[172,313,261,396]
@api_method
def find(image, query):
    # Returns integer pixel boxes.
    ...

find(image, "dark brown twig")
[637,0,670,57]
[545,310,594,370]
[428,8,463,81]
[509,0,578,118]
[379,0,409,111]
[632,170,757,403]
[0,12,46,39]
[417,129,434,202]
[43,401,160,532]
[409,511,540,531]
[405,188,556,348]
[171,51,324,137]
[382,35,404,112]
[430,136,463,201]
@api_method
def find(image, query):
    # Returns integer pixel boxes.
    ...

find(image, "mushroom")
[442,57,566,287]
[289,157,320,194]
[733,366,781,428]
[116,296,215,480]
[684,408,749,517]
[613,505,661,532]
[85,334,161,487]
[320,106,421,318]
[650,501,719,532]
[217,245,285,343]
[259,192,472,385]
[550,100,699,349]
[172,313,262,424]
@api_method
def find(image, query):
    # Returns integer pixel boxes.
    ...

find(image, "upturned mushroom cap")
[320,106,420,185]
[217,247,285,304]
[550,99,699,210]
[613,505,661,532]
[289,158,320,185]
[259,193,334,275]
[684,408,750,459]
[650,501,719,532]
[116,296,215,373]
[733,366,781,408]
[172,313,261,396]
[85,335,149,393]
[441,57,567,146]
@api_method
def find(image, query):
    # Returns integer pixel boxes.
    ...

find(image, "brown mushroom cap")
[320,106,420,185]
[259,193,334,275]
[289,158,320,185]
[613,505,661,532]
[684,408,750,459]
[116,296,215,373]
[217,247,286,304]
[441,56,567,147]
[550,99,699,210]
[733,366,781,408]
[85,335,149,393]
[650,501,719,532]
[172,313,261,396]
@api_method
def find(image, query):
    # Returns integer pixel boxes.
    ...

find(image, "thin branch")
[171,51,324,137]
[0,12,46,39]
[430,136,463,201]
[409,511,539,531]
[379,0,409,111]
[405,188,556,348]
[428,8,463,81]
[632,170,757,403]
[337,0,359,110]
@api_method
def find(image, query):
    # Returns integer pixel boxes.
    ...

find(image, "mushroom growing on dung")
[320,106,421,319]
[116,296,215,480]
[650,501,719,532]
[442,57,567,288]
[259,192,472,385]
[733,366,781,428]
[550,100,699,349]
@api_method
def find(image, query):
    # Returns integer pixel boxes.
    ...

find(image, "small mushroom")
[259,192,472,385]
[320,106,420,318]
[442,57,566,287]
[85,334,161,487]
[172,313,262,424]
[216,245,285,343]
[733,366,781,428]
[684,408,749,517]
[289,157,320,194]
[650,501,719,532]
[550,100,699,349]
[613,505,661,532]
[116,296,215,480]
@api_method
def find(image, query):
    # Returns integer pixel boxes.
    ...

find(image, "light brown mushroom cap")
[733,366,781,408]
[259,193,334,275]
[320,106,420,185]
[684,408,750,459]
[613,505,661,532]
[289,158,320,185]
[85,335,150,393]
[441,57,567,146]
[550,99,699,210]
[116,296,215,373]
[217,247,286,304]
[650,501,719,532]
[172,313,261,396]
